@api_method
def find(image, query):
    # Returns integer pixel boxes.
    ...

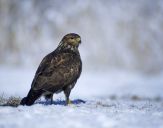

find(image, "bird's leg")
[45,94,53,104]
[64,88,71,105]
[50,94,53,104]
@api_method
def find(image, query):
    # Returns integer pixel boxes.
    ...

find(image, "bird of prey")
[20,33,82,106]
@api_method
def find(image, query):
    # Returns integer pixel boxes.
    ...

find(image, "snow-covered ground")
[0,67,163,128]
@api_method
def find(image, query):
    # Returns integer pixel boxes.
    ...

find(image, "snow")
[0,67,163,128]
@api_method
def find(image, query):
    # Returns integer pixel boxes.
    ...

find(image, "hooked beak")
[76,37,81,44]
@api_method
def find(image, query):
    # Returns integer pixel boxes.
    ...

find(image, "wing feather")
[31,51,81,92]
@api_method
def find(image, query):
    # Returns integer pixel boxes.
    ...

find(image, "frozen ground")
[0,67,163,128]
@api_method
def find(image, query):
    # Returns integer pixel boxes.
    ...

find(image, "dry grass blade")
[0,95,21,107]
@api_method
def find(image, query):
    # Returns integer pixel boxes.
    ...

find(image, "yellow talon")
[68,100,72,105]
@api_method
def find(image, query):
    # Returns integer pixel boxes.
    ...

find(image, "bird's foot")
[68,100,72,104]
[66,99,72,105]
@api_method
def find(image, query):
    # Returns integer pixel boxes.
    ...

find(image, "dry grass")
[0,94,21,107]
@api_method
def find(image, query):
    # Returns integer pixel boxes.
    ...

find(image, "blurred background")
[0,0,163,98]
[1,0,163,74]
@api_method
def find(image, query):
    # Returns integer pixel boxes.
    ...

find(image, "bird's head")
[58,33,81,51]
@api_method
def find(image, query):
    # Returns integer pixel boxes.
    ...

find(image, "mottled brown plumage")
[20,33,82,106]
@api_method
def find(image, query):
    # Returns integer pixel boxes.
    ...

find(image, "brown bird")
[20,33,82,106]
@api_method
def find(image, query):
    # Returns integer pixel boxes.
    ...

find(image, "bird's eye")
[70,37,74,39]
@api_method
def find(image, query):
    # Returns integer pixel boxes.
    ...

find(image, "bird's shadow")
[37,99,86,106]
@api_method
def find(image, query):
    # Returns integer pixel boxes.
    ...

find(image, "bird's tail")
[20,89,43,106]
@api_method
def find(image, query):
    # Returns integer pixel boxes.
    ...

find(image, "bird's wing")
[31,53,52,87]
[31,52,81,92]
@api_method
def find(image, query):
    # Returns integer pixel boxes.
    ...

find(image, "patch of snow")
[0,67,163,128]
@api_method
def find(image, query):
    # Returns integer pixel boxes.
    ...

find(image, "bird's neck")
[57,41,79,53]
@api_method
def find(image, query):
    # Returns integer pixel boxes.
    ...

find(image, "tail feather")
[20,89,43,106]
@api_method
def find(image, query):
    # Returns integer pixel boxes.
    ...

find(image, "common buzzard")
[20,33,82,106]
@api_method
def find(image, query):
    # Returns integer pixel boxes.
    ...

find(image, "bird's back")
[31,49,82,93]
